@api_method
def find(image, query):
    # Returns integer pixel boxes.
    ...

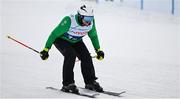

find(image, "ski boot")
[61,83,79,94]
[85,81,104,92]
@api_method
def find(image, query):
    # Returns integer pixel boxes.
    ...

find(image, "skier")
[40,5,105,93]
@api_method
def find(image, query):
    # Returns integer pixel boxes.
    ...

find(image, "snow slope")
[1,0,180,98]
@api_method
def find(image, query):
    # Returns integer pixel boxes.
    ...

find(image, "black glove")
[40,48,49,60]
[96,49,104,60]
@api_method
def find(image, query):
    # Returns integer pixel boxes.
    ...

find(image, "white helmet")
[77,5,94,16]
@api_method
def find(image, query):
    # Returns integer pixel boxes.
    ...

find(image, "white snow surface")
[1,0,180,98]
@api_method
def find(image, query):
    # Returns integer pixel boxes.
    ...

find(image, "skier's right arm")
[40,16,71,60]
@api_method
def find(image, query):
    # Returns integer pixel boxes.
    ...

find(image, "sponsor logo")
[74,31,87,36]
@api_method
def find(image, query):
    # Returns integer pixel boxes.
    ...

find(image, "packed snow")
[1,0,180,98]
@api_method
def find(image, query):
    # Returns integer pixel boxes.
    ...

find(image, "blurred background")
[84,0,180,16]
[0,0,180,98]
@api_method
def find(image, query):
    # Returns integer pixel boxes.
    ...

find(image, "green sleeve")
[45,16,71,49]
[88,19,100,50]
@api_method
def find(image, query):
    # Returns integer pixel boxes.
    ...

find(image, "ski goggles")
[83,16,94,22]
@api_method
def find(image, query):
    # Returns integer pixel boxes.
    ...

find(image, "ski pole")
[6,35,40,54]
[75,55,96,62]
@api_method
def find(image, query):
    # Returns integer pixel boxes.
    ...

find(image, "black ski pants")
[54,38,97,86]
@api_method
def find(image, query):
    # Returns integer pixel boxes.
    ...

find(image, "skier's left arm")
[88,19,104,60]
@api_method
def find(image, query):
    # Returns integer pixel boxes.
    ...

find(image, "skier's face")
[82,19,91,26]
[82,16,94,26]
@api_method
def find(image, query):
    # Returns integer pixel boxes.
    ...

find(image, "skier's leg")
[54,38,76,86]
[73,41,97,84]
[73,41,103,92]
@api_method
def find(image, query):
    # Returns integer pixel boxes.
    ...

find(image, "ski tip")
[46,87,52,89]
[6,35,10,38]
[121,91,126,94]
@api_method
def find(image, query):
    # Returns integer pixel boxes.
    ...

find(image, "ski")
[46,87,99,98]
[103,90,126,97]
[79,87,126,97]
